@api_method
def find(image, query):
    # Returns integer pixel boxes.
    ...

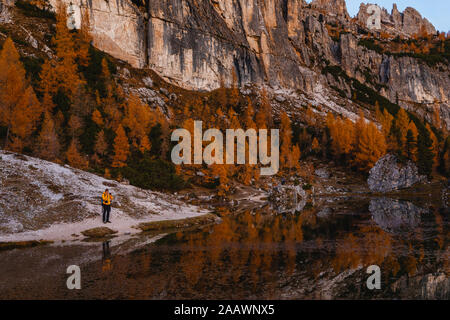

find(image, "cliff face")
[357,3,436,37]
[42,0,448,128]
[49,0,146,68]
[339,33,450,129]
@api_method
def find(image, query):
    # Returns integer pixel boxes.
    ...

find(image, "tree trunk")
[4,125,10,148]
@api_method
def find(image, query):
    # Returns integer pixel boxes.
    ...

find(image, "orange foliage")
[36,112,60,161]
[66,138,88,169]
[112,125,130,168]
[0,38,42,150]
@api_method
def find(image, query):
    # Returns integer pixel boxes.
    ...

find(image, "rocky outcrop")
[269,185,306,213]
[369,198,426,233]
[357,3,436,36]
[367,154,426,192]
[0,1,11,23]
[311,0,348,18]
[338,32,450,130]
[146,0,324,91]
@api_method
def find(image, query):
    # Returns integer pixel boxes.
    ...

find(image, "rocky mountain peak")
[310,0,349,18]
[357,2,436,36]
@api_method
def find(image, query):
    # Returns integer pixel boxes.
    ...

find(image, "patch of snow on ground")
[0,151,210,242]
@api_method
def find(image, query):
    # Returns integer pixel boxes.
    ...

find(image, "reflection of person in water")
[102,240,112,272]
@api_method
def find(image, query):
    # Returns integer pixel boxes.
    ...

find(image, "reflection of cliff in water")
[390,272,449,300]
[369,198,428,234]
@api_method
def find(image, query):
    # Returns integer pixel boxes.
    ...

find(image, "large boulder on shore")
[368,154,426,193]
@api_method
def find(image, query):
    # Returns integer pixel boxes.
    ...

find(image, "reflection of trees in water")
[331,201,448,286]
[180,211,305,292]
[85,204,447,299]
[128,210,310,298]
[102,241,112,273]
[331,226,393,274]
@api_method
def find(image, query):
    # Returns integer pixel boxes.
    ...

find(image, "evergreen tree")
[405,129,416,161]
[94,129,108,159]
[395,108,410,150]
[417,127,435,177]
[36,112,60,161]
[426,123,439,169]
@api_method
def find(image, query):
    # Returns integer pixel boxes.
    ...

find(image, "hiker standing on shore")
[102,189,113,223]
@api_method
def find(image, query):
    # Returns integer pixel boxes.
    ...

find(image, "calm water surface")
[0,197,448,299]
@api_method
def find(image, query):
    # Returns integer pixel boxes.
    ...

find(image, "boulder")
[269,185,307,213]
[315,168,330,179]
[142,77,154,88]
[368,154,426,192]
[317,207,333,218]
[81,227,118,238]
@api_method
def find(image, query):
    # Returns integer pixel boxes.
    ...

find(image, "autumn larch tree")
[211,163,230,198]
[39,3,84,100]
[326,113,354,162]
[93,129,108,163]
[36,112,60,161]
[405,121,419,161]
[122,94,154,153]
[289,144,301,172]
[311,137,320,154]
[10,87,43,152]
[394,108,410,152]
[0,38,42,150]
[112,125,130,168]
[353,122,387,172]
[280,111,293,171]
[375,104,394,144]
[92,109,104,127]
[66,138,88,169]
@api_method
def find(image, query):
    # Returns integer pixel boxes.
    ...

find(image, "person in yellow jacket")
[102,189,114,223]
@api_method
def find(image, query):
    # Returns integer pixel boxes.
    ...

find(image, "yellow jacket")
[102,192,113,205]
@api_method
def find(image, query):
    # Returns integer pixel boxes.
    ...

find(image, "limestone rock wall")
[49,0,146,68]
[339,33,450,129]
[40,1,448,128]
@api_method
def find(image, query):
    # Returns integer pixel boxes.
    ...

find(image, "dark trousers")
[102,204,111,222]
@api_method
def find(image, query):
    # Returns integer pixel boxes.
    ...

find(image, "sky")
[306,0,450,32]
